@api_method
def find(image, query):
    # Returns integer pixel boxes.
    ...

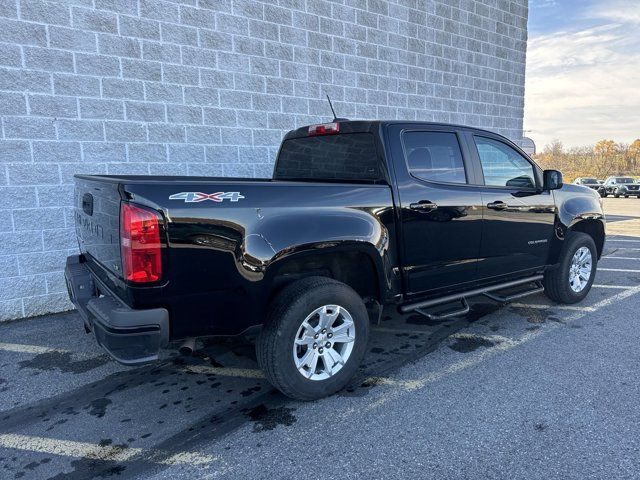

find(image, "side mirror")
[543,169,563,190]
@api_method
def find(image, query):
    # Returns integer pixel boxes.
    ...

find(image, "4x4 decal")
[169,192,245,203]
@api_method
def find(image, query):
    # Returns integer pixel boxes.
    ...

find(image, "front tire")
[544,232,597,304]
[256,277,369,401]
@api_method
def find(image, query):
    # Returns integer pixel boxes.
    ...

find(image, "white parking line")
[0,342,70,355]
[592,284,635,289]
[181,365,265,379]
[372,326,431,335]
[0,433,221,467]
[605,239,640,243]
[599,268,640,273]
[364,283,640,409]
[601,256,640,261]
[510,303,595,312]
[450,332,516,345]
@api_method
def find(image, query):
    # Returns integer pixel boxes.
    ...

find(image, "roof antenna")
[326,94,349,122]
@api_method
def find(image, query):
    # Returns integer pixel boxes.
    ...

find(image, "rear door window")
[402,131,467,184]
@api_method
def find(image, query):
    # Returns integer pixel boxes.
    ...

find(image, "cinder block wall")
[0,0,528,320]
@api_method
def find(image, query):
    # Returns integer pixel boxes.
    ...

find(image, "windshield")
[275,133,382,182]
[615,177,634,183]
[581,178,598,184]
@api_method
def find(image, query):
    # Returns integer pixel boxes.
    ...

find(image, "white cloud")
[524,6,640,148]
[587,0,640,25]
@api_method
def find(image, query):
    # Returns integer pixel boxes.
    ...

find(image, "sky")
[524,0,640,149]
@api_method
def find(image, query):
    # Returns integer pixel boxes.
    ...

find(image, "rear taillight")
[308,122,339,136]
[120,203,162,284]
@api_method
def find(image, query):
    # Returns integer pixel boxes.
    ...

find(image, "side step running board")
[483,281,544,303]
[415,297,470,321]
[400,274,544,321]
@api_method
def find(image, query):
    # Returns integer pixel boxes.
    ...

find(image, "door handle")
[487,201,507,211]
[410,201,438,212]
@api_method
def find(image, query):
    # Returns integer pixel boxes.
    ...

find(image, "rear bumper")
[64,255,169,366]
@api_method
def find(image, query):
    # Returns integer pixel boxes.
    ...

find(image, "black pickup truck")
[65,120,605,400]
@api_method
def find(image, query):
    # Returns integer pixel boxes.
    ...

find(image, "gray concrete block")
[23,292,73,317]
[169,144,204,163]
[75,53,121,76]
[80,98,124,119]
[125,100,166,122]
[0,0,17,18]
[48,26,96,52]
[4,116,56,139]
[0,18,47,46]
[8,163,60,185]
[95,0,138,15]
[13,207,65,232]
[53,73,101,97]
[119,15,160,40]
[216,89,250,109]
[24,47,74,72]
[199,29,233,50]
[102,78,145,99]
[142,41,181,63]
[0,275,47,301]
[33,141,81,163]
[0,42,21,66]
[29,94,78,118]
[0,92,26,115]
[203,107,237,126]
[128,143,168,162]
[185,87,219,106]
[179,5,216,29]
[162,63,199,85]
[82,141,127,162]
[205,145,238,163]
[147,123,185,142]
[0,140,30,163]
[104,121,147,141]
[0,255,19,279]
[167,104,203,124]
[72,6,118,33]
[139,0,179,21]
[185,125,221,144]
[144,82,183,103]
[36,185,74,207]
[20,0,70,26]
[0,68,51,93]
[182,46,217,68]
[160,22,198,46]
[98,33,141,58]
[216,13,248,35]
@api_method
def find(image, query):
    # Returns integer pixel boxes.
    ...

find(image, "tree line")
[533,139,640,181]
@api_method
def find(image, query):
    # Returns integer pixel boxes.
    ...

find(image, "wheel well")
[570,219,605,258]
[270,251,380,303]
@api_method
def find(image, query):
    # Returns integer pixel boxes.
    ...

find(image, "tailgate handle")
[82,193,94,216]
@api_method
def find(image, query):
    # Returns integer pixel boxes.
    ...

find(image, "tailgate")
[74,177,123,278]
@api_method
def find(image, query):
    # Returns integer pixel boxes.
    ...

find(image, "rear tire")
[256,277,369,401]
[544,232,597,304]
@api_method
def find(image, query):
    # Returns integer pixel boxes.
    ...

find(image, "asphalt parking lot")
[1,197,640,479]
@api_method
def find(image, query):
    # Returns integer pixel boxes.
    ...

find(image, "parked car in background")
[573,177,601,192]
[601,176,640,198]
